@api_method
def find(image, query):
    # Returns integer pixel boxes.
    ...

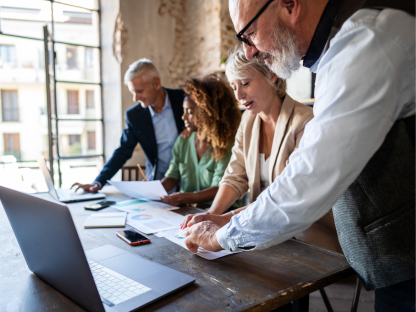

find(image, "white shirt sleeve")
[217,9,415,252]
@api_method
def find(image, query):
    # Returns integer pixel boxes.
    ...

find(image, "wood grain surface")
[0,187,354,312]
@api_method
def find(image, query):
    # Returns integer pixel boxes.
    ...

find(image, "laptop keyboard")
[88,259,152,306]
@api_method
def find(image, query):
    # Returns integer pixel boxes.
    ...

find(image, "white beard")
[261,20,302,80]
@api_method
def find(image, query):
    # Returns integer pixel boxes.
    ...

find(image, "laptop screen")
[37,156,60,201]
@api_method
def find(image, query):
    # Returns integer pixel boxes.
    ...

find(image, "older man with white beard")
[184,0,415,310]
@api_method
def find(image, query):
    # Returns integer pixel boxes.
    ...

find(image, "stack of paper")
[83,212,127,228]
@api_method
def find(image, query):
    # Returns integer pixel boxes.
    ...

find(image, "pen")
[137,165,149,181]
[175,224,194,237]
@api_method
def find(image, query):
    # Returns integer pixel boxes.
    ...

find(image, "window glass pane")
[56,84,101,118]
[60,157,104,189]
[0,160,48,193]
[86,90,94,108]
[1,90,19,121]
[58,121,102,157]
[67,90,79,114]
[0,36,48,167]
[55,43,100,83]
[52,4,99,47]
[54,0,98,11]
[0,0,52,40]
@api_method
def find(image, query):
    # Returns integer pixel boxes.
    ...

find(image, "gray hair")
[225,45,286,98]
[124,58,160,84]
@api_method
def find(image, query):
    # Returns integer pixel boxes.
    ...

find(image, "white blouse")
[259,153,270,192]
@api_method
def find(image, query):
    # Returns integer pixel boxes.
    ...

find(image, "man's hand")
[181,212,230,229]
[71,182,100,193]
[184,221,223,253]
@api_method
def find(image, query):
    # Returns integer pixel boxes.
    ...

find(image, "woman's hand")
[160,192,192,206]
[180,212,231,230]
[180,128,192,139]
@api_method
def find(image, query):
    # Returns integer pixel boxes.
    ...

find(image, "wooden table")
[0,187,354,311]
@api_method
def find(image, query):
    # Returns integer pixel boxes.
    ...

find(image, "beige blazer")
[220,95,342,252]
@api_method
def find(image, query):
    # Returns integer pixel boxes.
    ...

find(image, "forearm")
[161,177,179,192]
[208,185,239,214]
[220,205,248,223]
[187,187,219,204]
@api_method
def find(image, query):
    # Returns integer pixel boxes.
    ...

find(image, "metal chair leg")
[350,276,362,312]
[292,295,309,312]
[319,288,334,312]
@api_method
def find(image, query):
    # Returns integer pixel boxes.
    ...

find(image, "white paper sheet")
[160,229,241,260]
[108,181,167,201]
[111,199,178,211]
[125,208,184,234]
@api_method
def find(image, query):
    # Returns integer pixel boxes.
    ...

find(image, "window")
[68,134,81,155]
[1,90,19,121]
[66,46,78,69]
[0,45,17,67]
[85,48,94,68]
[67,90,79,114]
[86,90,95,108]
[87,131,96,149]
[3,133,21,158]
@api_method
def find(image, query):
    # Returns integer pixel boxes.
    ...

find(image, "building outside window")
[87,131,96,150]
[0,45,17,67]
[0,0,104,193]
[86,90,95,108]
[1,90,19,122]
[66,46,78,69]
[67,90,79,114]
[68,134,81,155]
[85,47,94,68]
[3,133,20,159]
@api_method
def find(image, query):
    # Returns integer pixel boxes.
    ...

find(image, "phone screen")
[118,230,149,243]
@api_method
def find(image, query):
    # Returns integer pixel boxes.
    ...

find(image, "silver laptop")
[37,156,106,203]
[0,186,195,312]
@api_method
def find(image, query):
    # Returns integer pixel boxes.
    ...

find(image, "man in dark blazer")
[73,59,185,193]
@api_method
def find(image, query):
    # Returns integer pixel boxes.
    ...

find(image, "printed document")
[158,229,241,260]
[108,181,167,201]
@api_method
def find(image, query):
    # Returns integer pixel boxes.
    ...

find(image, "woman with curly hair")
[159,75,242,208]
[181,45,342,253]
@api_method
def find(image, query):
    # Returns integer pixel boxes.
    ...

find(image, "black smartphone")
[116,229,151,246]
[84,200,116,211]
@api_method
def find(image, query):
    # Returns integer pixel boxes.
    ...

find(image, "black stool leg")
[319,288,334,312]
[293,295,309,312]
[350,277,362,312]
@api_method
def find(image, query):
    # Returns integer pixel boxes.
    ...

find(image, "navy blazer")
[95,87,186,186]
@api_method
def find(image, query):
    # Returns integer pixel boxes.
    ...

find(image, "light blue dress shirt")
[147,91,178,181]
[216,9,415,251]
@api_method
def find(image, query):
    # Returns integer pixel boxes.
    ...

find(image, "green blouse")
[165,132,241,208]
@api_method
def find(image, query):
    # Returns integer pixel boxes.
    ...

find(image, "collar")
[303,0,342,68]
[148,89,170,117]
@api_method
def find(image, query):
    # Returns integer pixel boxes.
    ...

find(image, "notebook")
[83,212,127,228]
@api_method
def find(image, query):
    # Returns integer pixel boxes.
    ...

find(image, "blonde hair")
[225,45,286,98]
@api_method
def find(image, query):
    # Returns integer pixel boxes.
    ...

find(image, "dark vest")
[324,0,416,291]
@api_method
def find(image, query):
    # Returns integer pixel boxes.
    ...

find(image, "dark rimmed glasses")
[235,0,275,46]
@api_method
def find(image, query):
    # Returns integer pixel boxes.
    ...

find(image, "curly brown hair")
[183,75,241,162]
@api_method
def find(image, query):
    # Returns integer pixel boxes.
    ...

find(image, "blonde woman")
[182,45,341,253]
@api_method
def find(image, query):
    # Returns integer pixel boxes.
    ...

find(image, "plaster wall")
[100,0,123,179]
[101,0,237,171]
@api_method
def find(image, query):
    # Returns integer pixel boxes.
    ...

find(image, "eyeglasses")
[235,0,275,47]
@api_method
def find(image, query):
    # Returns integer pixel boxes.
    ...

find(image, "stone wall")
[101,0,237,171]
